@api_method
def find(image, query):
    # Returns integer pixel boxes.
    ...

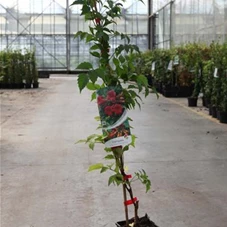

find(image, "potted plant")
[24,50,32,89]
[217,42,227,123]
[31,50,39,88]
[71,0,158,226]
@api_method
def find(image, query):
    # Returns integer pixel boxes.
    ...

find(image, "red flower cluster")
[97,90,123,116]
[104,104,123,116]
[97,96,105,105]
[107,90,116,101]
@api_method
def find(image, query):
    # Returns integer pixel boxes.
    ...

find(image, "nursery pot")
[211,106,217,118]
[187,97,198,107]
[209,105,212,115]
[33,82,39,88]
[116,214,159,227]
[25,83,32,89]
[219,112,227,124]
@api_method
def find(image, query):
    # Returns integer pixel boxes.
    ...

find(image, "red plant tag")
[124,197,138,206]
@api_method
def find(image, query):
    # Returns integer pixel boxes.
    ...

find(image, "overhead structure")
[0,0,148,71]
[149,0,227,49]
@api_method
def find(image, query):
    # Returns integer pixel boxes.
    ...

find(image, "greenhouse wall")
[149,0,227,49]
[0,0,148,71]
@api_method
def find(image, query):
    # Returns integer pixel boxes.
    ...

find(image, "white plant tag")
[214,68,218,78]
[151,62,156,71]
[173,55,179,65]
[167,60,173,71]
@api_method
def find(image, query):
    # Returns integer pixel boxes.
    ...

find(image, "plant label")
[173,55,179,65]
[214,68,218,78]
[151,62,156,71]
[97,86,132,148]
[167,60,173,71]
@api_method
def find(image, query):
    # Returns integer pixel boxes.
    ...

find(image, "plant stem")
[122,182,129,227]
[119,155,139,226]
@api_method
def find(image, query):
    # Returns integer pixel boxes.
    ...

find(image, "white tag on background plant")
[214,68,218,78]
[173,55,179,65]
[167,60,173,71]
[151,62,156,71]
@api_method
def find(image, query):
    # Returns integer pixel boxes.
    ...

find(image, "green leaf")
[104,154,115,160]
[88,70,98,83]
[70,0,84,6]
[108,175,115,186]
[91,91,96,101]
[77,62,93,70]
[137,74,148,87]
[86,34,94,42]
[89,141,95,150]
[86,82,100,90]
[90,44,100,50]
[100,166,109,173]
[75,139,87,144]
[94,116,100,121]
[88,163,104,172]
[130,134,137,147]
[78,74,89,92]
[90,51,100,58]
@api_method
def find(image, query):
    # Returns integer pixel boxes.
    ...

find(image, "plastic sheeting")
[0,0,148,70]
[152,0,227,48]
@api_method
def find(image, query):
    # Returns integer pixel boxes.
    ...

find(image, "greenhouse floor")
[1,77,227,227]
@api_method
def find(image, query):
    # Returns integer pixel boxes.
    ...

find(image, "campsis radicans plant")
[71,0,152,226]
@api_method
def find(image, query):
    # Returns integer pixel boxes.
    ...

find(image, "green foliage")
[0,49,38,87]
[72,1,151,224]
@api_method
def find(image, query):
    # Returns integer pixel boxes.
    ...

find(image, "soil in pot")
[219,112,227,124]
[116,214,159,227]
[187,97,198,107]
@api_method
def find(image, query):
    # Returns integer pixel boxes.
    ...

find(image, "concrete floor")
[1,77,227,227]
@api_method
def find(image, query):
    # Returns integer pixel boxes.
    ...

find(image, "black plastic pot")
[25,83,32,89]
[212,106,217,118]
[162,85,178,97]
[187,97,198,107]
[33,82,39,88]
[209,105,212,115]
[116,214,159,227]
[178,86,193,97]
[219,112,227,124]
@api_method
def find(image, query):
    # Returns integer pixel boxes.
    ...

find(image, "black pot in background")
[25,83,32,89]
[209,105,212,115]
[187,97,198,107]
[33,82,39,88]
[145,74,153,87]
[219,112,227,124]
[204,97,211,108]
[211,106,217,118]
[217,111,221,120]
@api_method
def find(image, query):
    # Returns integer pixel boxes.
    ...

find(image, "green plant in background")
[203,59,214,105]
[210,42,225,109]
[0,51,6,83]
[71,0,152,226]
[31,50,39,84]
[13,50,23,87]
[218,42,227,113]
[24,50,33,87]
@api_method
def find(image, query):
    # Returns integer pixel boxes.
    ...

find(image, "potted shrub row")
[0,49,39,89]
[138,42,227,124]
